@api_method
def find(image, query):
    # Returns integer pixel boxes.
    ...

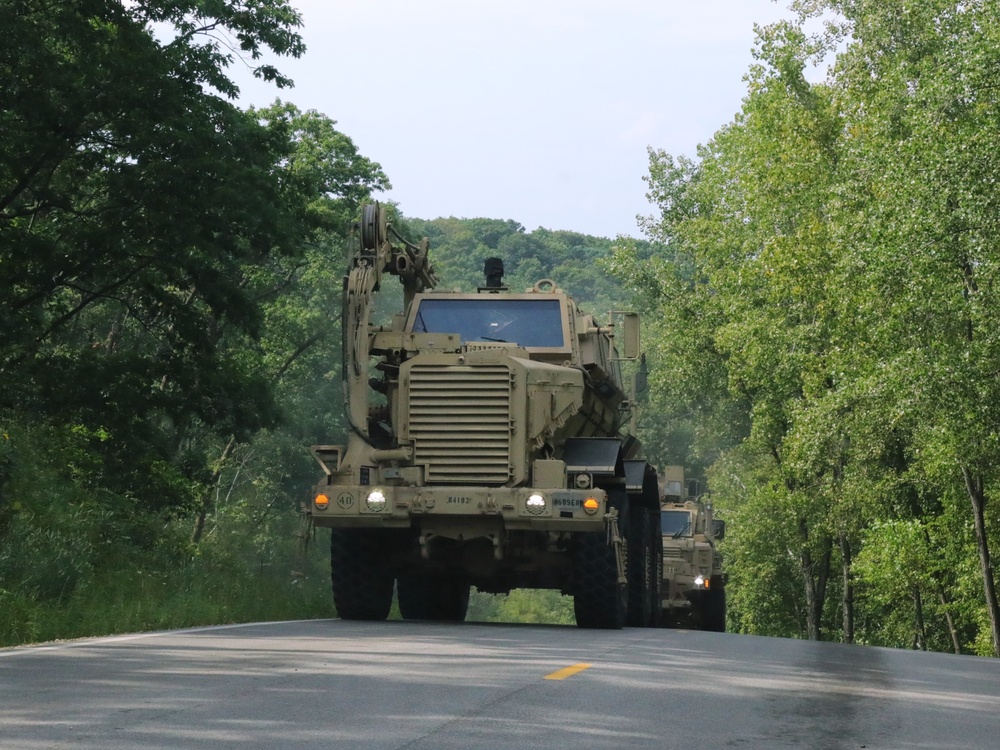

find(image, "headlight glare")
[526,493,547,514]
[365,489,387,511]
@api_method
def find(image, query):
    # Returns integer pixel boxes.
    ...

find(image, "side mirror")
[611,311,641,360]
[686,479,700,498]
[622,313,640,359]
[712,519,726,541]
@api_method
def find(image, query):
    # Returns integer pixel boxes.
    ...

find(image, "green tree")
[613,20,849,641]
[0,1,390,643]
[615,1,1000,655]
[813,0,1000,655]
[403,216,632,314]
[1,0,311,508]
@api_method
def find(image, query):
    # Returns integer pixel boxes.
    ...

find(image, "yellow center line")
[544,662,593,680]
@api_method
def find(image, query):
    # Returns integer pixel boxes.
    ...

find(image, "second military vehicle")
[659,466,727,631]
[309,203,661,629]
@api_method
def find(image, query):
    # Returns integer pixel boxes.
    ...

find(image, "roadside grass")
[1,518,582,646]
[0,519,332,648]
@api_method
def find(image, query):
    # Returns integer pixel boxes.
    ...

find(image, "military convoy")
[658,466,727,631]
[308,203,662,629]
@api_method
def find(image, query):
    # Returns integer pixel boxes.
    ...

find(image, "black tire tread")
[704,586,727,632]
[573,492,628,630]
[330,528,394,620]
[626,505,653,627]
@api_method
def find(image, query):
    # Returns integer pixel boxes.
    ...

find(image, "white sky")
[234,0,799,238]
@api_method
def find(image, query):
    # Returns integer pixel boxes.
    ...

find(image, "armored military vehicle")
[309,203,661,628]
[659,466,727,631]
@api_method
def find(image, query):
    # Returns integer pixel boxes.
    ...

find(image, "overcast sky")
[235,1,799,238]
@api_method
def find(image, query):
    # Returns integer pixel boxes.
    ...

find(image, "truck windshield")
[661,510,692,537]
[410,298,565,348]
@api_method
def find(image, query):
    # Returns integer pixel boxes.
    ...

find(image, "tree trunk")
[815,534,833,617]
[185,320,323,546]
[921,527,961,655]
[840,532,854,644]
[937,588,961,655]
[913,587,926,651]
[799,520,832,641]
[802,559,819,639]
[962,467,1000,658]
[191,436,237,544]
[800,519,818,640]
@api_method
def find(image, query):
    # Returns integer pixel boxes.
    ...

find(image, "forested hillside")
[611,1,1000,656]
[402,217,627,314]
[5,0,1000,656]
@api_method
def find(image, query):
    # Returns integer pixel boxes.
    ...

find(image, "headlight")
[365,489,387,511]
[694,575,706,589]
[526,493,547,514]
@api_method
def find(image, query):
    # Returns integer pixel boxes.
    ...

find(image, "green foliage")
[466,589,576,626]
[4,2,323,508]
[615,1,1000,654]
[0,1,388,645]
[708,452,807,638]
[0,524,331,647]
[402,216,639,315]
[0,417,332,646]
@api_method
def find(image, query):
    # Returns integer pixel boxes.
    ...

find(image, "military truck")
[308,203,661,629]
[659,466,727,631]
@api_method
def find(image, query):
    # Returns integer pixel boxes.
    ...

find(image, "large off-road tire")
[573,494,628,629]
[648,509,663,628]
[626,505,654,627]
[703,586,727,633]
[397,572,471,622]
[329,528,394,620]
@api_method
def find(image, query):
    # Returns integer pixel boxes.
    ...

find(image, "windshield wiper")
[672,521,692,539]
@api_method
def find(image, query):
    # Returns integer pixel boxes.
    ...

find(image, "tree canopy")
[611,0,1000,655]
[0,0,388,643]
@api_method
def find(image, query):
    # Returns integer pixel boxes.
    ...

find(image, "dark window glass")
[411,298,565,348]
[661,510,692,536]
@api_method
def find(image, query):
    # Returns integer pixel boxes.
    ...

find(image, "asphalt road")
[2,620,999,749]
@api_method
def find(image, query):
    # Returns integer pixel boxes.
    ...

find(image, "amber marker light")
[583,497,600,515]
[314,494,330,510]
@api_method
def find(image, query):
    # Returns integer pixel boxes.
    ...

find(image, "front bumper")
[309,484,607,532]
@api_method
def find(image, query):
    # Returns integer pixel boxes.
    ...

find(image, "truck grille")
[407,364,512,484]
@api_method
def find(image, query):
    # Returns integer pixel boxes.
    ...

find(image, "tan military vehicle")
[309,203,661,629]
[659,466,727,631]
